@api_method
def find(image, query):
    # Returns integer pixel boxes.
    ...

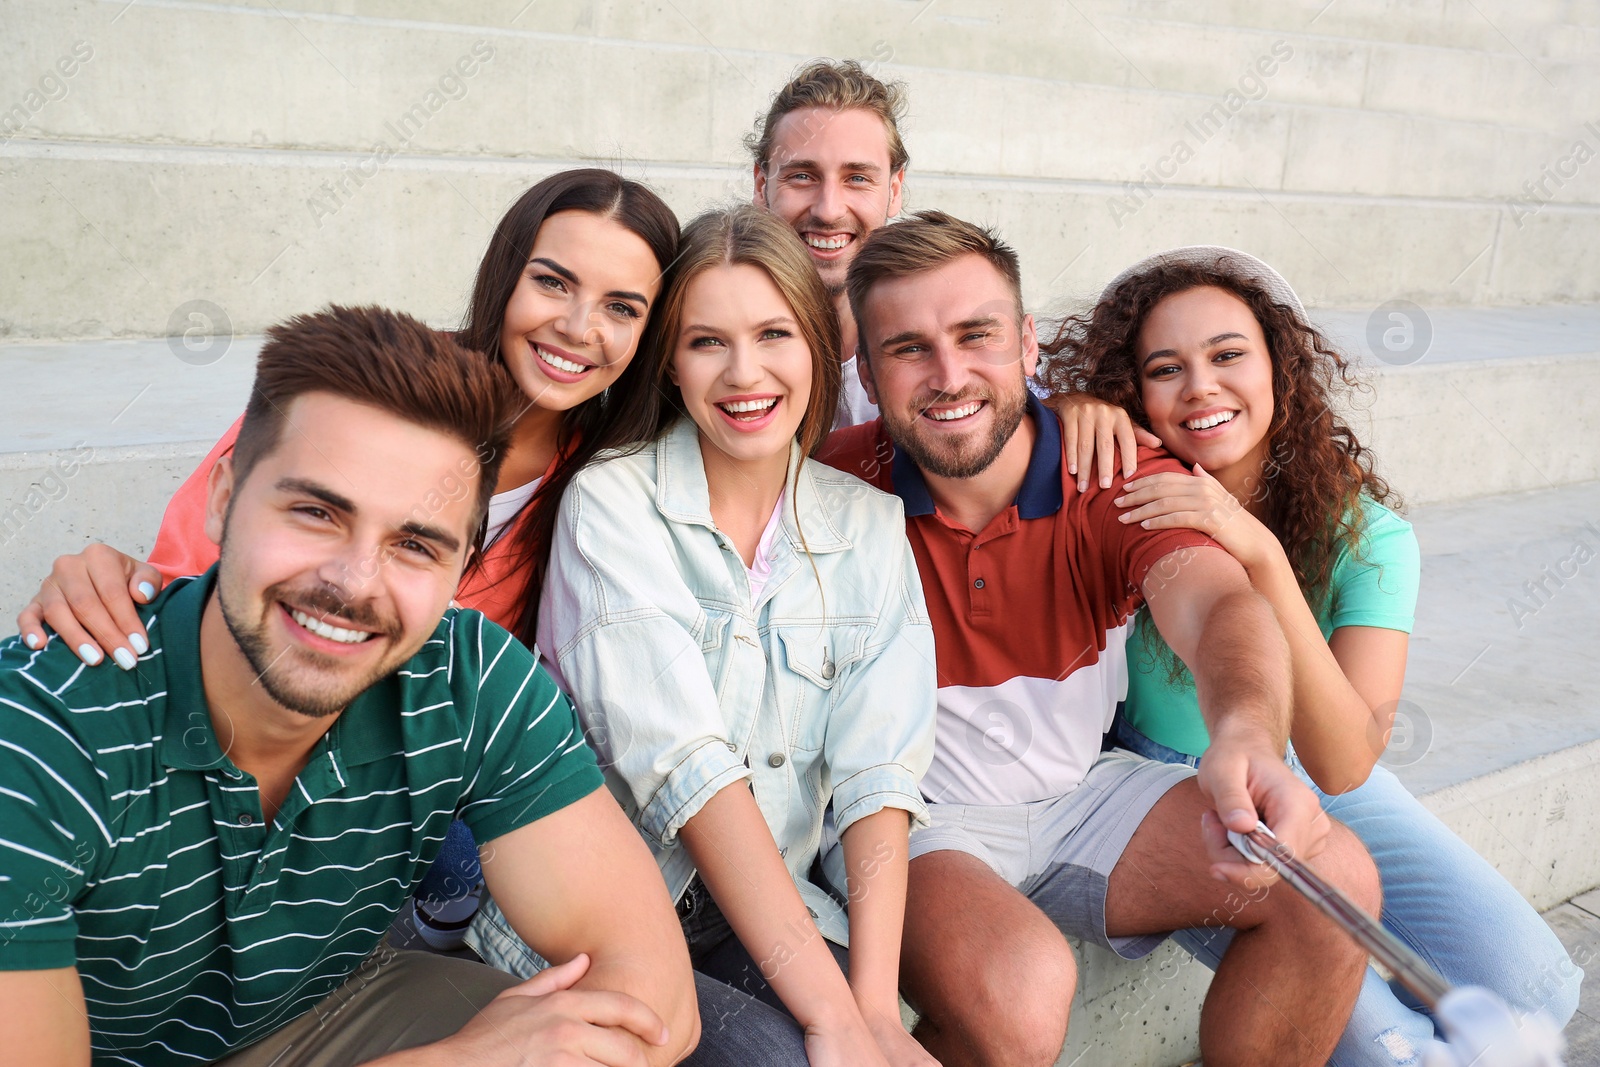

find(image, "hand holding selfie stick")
[1227,822,1566,1067]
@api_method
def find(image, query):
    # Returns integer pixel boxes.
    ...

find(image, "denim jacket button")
[767,752,786,768]
[821,660,835,680]
[725,740,737,752]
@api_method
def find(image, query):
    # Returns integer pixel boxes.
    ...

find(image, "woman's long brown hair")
[457,169,680,647]
[1038,256,1396,612]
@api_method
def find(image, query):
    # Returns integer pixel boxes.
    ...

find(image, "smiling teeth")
[719,398,778,414]
[805,235,851,250]
[291,608,373,644]
[536,346,589,374]
[929,401,982,421]
[1185,411,1236,430]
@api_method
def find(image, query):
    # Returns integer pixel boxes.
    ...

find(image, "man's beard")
[217,555,401,719]
[881,379,1030,480]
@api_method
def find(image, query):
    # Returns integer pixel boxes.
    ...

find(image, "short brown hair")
[233,305,521,545]
[846,210,1023,358]
[609,205,842,457]
[747,59,909,175]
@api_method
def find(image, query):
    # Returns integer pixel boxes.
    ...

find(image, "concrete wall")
[3,0,1599,340]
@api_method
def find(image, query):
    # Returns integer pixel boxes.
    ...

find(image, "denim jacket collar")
[654,416,852,554]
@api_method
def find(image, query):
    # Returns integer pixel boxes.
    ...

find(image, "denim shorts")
[898,749,1195,960]
[1113,718,1205,769]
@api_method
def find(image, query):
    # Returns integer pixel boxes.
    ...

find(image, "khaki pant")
[216,949,518,1066]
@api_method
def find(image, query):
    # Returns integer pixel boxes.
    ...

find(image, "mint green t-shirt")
[1121,495,1421,757]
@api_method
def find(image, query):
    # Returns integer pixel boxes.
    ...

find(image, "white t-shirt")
[834,355,879,429]
[484,477,541,547]
[745,493,786,605]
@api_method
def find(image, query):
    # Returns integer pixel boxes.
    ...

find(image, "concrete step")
[1087,11,1596,133]
[1116,0,1599,58]
[8,145,1600,340]
[1544,891,1600,1062]
[97,0,1599,129]
[9,0,1598,339]
[8,1,1592,194]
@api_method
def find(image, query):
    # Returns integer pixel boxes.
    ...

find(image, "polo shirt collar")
[337,676,407,766]
[159,567,231,772]
[159,565,405,772]
[890,393,1064,520]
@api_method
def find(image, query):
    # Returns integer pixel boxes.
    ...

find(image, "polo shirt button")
[768,753,786,768]
[973,578,986,589]
[237,813,254,827]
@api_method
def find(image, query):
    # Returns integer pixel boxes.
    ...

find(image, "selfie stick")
[1227,822,1566,1067]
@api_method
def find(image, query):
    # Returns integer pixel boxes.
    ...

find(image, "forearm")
[840,807,911,1021]
[1190,587,1290,752]
[679,783,858,1029]
[478,792,699,1066]
[365,1044,449,1066]
[578,950,695,1066]
[1246,552,1383,792]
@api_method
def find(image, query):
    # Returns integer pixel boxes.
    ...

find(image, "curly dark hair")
[1037,256,1397,611]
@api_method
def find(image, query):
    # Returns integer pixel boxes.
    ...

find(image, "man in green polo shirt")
[0,307,698,1065]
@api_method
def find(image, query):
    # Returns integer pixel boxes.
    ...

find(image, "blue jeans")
[416,818,481,906]
[680,886,840,1065]
[1114,721,1582,1067]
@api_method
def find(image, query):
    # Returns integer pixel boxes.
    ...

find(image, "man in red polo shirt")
[818,211,1381,1067]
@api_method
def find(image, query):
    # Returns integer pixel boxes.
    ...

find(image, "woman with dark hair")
[13,169,678,944]
[471,205,938,1067]
[1041,246,1580,1065]
[21,166,676,648]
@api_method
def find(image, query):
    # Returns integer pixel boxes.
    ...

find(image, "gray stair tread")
[1393,479,1600,796]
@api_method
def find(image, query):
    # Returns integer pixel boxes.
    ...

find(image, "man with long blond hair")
[750,58,908,428]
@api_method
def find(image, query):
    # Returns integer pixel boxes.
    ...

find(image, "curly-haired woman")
[1041,246,1580,1065]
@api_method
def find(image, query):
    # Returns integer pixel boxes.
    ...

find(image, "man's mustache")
[270,582,397,637]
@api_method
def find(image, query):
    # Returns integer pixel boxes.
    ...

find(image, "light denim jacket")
[473,417,935,968]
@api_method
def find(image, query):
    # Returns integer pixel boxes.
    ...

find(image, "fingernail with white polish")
[79,644,104,666]
[129,633,149,656]
[138,581,156,602]
[113,647,137,670]
[24,633,41,649]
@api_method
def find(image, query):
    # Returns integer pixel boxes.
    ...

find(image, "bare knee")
[1319,820,1382,917]
[930,939,1076,1067]
[1249,819,1380,941]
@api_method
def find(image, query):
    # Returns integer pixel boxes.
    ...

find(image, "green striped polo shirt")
[0,566,601,1065]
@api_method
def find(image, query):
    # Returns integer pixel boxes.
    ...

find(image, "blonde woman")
[472,205,939,1067]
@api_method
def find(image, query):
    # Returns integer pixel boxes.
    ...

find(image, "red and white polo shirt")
[819,396,1215,806]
